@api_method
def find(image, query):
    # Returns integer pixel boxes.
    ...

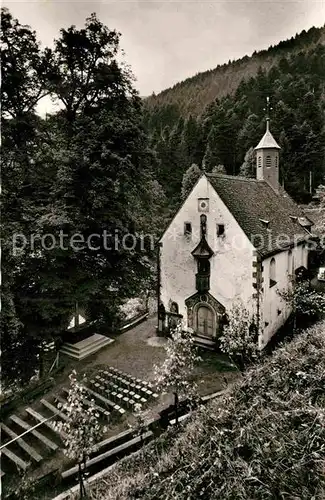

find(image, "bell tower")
[255,97,281,192]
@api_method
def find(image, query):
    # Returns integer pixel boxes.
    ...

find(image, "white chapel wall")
[160,175,256,325]
[261,243,309,345]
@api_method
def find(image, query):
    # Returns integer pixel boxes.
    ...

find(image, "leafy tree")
[1,8,59,387]
[239,147,256,178]
[154,323,201,424]
[53,370,106,498]
[211,164,226,174]
[1,10,163,389]
[1,7,48,117]
[42,13,160,327]
[218,302,260,371]
[278,279,325,330]
[181,163,201,200]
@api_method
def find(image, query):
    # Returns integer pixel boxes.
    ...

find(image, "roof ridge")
[206,173,263,183]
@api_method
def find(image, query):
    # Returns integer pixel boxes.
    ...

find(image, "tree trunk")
[78,462,84,499]
[78,456,87,499]
[174,392,179,425]
[75,301,80,328]
[39,350,44,379]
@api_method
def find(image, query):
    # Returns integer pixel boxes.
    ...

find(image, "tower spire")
[263,96,272,131]
[255,96,281,192]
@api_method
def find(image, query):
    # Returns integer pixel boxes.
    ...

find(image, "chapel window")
[217,224,225,237]
[269,257,277,288]
[184,222,192,237]
[200,214,207,237]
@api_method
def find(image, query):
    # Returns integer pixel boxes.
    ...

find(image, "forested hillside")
[144,25,325,203]
[145,25,325,119]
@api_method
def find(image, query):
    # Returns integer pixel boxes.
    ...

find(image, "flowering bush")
[154,322,202,422]
[119,298,143,320]
[53,370,106,498]
[218,302,260,371]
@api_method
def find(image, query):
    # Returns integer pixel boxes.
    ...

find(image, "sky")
[4,0,325,115]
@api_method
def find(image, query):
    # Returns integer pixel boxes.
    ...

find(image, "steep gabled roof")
[206,174,311,258]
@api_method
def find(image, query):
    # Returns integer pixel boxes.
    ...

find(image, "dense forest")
[144,25,325,203]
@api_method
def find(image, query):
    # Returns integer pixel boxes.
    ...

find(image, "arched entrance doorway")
[186,292,225,339]
[197,305,214,337]
[195,304,215,338]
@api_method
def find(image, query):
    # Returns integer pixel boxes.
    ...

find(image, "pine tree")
[239,147,256,178]
[211,164,226,174]
[202,126,220,171]
[181,163,202,200]
[237,114,262,161]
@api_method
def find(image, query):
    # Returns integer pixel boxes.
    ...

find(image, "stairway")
[194,334,216,351]
[60,333,114,360]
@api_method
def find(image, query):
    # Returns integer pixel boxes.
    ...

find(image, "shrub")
[278,279,325,327]
[218,302,260,371]
[154,323,201,423]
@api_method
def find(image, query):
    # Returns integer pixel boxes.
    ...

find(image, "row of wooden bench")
[0,382,118,477]
[100,367,157,395]
[89,374,159,412]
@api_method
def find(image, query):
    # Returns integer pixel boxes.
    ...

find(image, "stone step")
[60,334,114,360]
[10,414,58,452]
[1,446,30,470]
[194,335,216,351]
[1,423,43,462]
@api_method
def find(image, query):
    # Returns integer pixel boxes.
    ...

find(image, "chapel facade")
[157,111,313,348]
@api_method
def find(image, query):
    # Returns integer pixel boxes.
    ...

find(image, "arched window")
[266,155,272,168]
[269,258,277,287]
[288,250,292,275]
[170,302,179,314]
[275,155,278,168]
[200,214,207,237]
[258,155,262,167]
